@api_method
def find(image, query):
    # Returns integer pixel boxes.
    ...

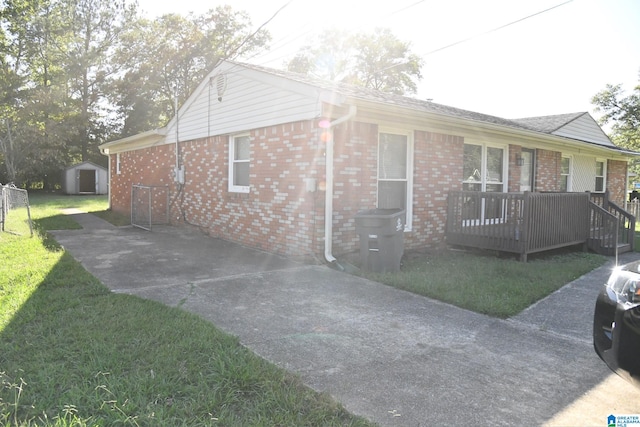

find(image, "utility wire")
[424,0,574,56]
[389,0,427,18]
[247,0,427,65]
[227,0,294,61]
[368,0,575,78]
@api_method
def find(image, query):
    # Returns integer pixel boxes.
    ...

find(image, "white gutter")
[99,128,167,155]
[324,105,357,263]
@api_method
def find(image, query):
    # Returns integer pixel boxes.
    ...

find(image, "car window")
[608,271,638,294]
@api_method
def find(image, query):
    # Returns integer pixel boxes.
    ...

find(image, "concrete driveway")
[52,214,640,426]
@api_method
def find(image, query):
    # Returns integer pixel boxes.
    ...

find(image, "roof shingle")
[229,61,632,153]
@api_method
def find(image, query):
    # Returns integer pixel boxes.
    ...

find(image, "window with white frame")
[595,160,606,192]
[462,143,505,192]
[229,134,250,193]
[560,156,571,191]
[378,131,413,230]
[461,143,506,225]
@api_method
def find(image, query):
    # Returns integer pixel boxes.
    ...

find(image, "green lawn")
[1,194,372,426]
[362,248,608,318]
[28,194,130,230]
[0,193,617,424]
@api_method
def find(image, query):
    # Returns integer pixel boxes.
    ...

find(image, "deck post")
[519,191,531,262]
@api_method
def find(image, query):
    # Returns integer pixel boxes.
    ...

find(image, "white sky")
[136,0,640,121]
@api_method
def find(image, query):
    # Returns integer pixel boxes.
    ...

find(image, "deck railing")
[446,191,526,254]
[593,192,635,249]
[445,191,626,261]
[588,203,619,260]
[523,192,590,258]
[610,203,635,247]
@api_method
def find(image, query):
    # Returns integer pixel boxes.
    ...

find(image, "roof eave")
[348,97,637,159]
[99,128,167,155]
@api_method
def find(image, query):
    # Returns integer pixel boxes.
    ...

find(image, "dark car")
[593,261,640,387]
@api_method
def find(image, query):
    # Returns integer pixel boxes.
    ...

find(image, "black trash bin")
[354,208,405,273]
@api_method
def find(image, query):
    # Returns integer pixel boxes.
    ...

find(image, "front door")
[519,149,535,192]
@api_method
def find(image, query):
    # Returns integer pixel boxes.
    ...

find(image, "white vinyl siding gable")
[552,114,615,147]
[166,66,322,144]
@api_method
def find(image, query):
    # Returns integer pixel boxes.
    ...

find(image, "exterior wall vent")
[216,74,227,101]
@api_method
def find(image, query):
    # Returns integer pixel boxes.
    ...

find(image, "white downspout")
[102,148,112,209]
[324,105,357,263]
[625,159,631,210]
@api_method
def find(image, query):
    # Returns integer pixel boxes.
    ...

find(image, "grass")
[28,193,130,230]
[361,248,608,318]
[0,193,619,424]
[0,194,372,426]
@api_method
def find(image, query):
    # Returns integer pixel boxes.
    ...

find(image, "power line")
[424,0,574,56]
[367,0,575,78]
[228,0,294,61]
[249,0,574,78]
[389,0,427,18]
[247,0,428,65]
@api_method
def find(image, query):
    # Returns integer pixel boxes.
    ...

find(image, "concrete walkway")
[52,214,640,426]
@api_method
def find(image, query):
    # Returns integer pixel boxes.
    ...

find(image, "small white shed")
[63,162,108,195]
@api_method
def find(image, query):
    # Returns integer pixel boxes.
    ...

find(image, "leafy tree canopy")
[286,27,423,96]
[0,1,270,186]
[112,5,271,137]
[592,76,640,151]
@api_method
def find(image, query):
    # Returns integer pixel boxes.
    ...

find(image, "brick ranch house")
[99,60,637,263]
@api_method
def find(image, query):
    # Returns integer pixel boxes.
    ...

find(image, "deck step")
[589,241,632,256]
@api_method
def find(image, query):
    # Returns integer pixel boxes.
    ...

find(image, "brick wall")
[110,144,177,218]
[409,131,464,249]
[110,121,628,259]
[109,121,329,259]
[179,121,326,258]
[331,122,378,254]
[535,149,562,192]
[109,120,467,259]
[508,145,523,193]
[607,159,627,205]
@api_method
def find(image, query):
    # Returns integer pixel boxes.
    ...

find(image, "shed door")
[78,169,96,193]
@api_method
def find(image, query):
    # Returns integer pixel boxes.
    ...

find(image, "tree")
[286,28,423,95]
[60,0,138,162]
[592,75,640,185]
[0,0,135,185]
[347,28,423,95]
[0,0,71,184]
[0,2,272,185]
[287,28,353,81]
[111,6,271,137]
[592,79,640,152]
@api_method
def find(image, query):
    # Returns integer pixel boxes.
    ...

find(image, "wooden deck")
[445,191,635,261]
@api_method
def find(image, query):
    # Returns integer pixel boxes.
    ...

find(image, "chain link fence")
[131,184,169,231]
[0,184,33,237]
